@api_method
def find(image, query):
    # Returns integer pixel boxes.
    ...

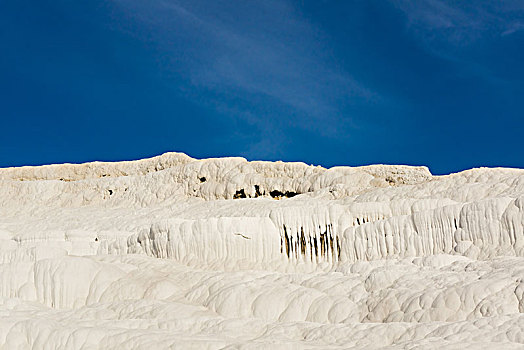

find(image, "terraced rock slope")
[1,153,523,349]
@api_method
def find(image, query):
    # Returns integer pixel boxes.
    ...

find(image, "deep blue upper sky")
[1,1,523,174]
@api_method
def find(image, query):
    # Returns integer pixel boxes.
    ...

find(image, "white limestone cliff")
[0,153,523,349]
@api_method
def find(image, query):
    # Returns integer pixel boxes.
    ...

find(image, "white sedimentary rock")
[0,153,523,349]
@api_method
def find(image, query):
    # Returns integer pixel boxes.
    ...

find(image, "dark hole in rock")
[270,190,298,199]
[199,177,207,183]
[233,189,247,199]
[336,236,341,260]
[254,185,262,197]
[95,237,98,242]
[108,189,113,196]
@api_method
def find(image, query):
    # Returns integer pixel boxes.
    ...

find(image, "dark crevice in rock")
[254,185,262,197]
[270,190,298,199]
[233,189,247,199]
[232,187,299,199]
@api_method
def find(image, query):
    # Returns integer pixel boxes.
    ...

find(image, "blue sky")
[1,0,523,174]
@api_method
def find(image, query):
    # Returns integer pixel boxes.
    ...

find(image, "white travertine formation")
[0,153,523,349]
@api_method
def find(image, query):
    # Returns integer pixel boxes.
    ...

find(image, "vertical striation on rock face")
[0,153,524,349]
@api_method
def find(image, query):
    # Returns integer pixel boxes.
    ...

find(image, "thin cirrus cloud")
[114,0,376,141]
[501,21,524,36]
[392,0,524,40]
[390,0,524,85]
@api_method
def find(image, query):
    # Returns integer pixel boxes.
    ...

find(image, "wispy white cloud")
[392,0,524,43]
[113,0,377,147]
[501,21,524,36]
[390,0,524,87]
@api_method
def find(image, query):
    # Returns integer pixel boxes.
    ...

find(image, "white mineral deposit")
[1,152,523,349]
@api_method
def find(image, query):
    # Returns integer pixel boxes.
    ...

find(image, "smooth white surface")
[0,153,523,349]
